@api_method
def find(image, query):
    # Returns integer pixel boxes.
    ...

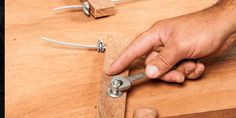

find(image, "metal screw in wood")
[108,79,123,98]
[53,0,121,16]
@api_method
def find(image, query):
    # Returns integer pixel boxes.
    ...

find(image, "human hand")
[133,107,157,118]
[106,1,236,82]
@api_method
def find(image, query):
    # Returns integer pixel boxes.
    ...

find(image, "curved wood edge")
[95,35,131,118]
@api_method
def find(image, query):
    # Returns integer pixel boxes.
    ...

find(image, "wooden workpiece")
[6,0,236,118]
[80,0,117,18]
[96,36,131,118]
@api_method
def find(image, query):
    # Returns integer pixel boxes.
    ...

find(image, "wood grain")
[80,0,117,18]
[6,0,236,118]
[79,0,132,18]
[112,0,134,5]
[80,0,88,3]
[96,36,131,118]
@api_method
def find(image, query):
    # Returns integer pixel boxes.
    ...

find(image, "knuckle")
[177,41,187,51]
[173,39,189,56]
[196,64,205,74]
[156,53,171,69]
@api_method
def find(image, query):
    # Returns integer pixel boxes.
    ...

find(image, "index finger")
[106,31,162,75]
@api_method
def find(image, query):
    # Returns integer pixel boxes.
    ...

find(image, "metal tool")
[41,36,106,53]
[53,0,121,16]
[108,72,147,98]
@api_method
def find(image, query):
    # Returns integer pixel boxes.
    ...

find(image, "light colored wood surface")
[6,0,236,118]
[87,0,117,18]
[81,0,142,18]
[96,36,130,118]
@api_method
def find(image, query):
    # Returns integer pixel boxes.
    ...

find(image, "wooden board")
[80,0,117,18]
[6,0,236,118]
[96,36,131,118]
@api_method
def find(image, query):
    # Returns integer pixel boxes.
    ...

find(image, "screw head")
[108,80,123,98]
[112,80,121,88]
[97,39,105,53]
[82,2,90,16]
[107,88,123,98]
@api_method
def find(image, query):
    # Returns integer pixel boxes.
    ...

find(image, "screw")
[97,38,106,53]
[82,2,90,16]
[112,80,121,88]
[108,79,123,98]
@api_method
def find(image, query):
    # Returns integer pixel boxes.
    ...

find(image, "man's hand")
[133,107,157,118]
[106,0,236,82]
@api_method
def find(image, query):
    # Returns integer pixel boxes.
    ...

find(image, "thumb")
[145,46,182,78]
[133,107,158,118]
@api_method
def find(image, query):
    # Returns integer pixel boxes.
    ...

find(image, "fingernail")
[176,78,185,83]
[144,108,157,114]
[196,69,204,74]
[185,67,194,74]
[133,107,157,118]
[175,74,185,83]
[146,65,159,78]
